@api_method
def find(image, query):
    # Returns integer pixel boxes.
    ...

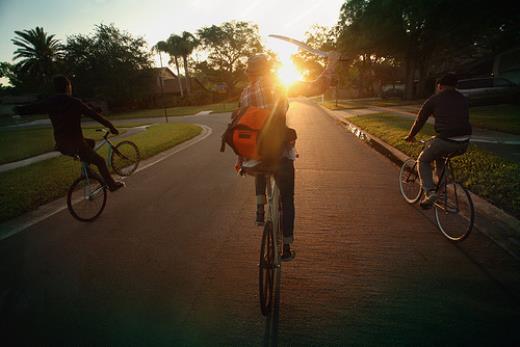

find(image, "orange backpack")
[221,105,297,164]
[230,106,269,159]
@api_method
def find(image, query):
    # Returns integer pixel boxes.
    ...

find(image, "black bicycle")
[399,139,474,241]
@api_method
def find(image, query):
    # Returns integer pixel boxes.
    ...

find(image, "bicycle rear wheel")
[399,158,422,203]
[259,221,275,316]
[111,141,140,176]
[67,175,107,222]
[434,182,474,241]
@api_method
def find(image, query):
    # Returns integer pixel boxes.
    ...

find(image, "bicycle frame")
[265,175,281,267]
[91,131,115,169]
[410,140,461,214]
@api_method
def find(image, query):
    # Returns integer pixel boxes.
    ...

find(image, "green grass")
[0,125,152,165]
[348,113,520,218]
[108,102,237,120]
[469,104,520,134]
[0,123,202,222]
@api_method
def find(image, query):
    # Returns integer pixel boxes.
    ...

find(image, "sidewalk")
[0,125,150,173]
[320,103,520,260]
[336,104,520,164]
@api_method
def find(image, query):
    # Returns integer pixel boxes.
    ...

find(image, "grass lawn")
[0,125,155,165]
[0,123,202,222]
[108,102,237,120]
[469,104,520,134]
[347,113,520,218]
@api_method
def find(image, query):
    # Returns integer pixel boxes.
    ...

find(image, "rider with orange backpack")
[222,52,339,261]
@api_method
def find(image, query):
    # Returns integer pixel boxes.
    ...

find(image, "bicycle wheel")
[67,175,107,222]
[399,158,422,204]
[111,141,140,176]
[259,221,275,316]
[434,182,474,241]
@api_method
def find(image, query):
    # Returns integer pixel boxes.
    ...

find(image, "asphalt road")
[1,100,519,345]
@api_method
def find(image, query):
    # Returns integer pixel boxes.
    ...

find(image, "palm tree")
[154,39,183,96]
[11,27,62,84]
[178,31,199,95]
[166,35,185,97]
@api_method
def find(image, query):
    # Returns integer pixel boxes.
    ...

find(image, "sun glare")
[276,60,303,87]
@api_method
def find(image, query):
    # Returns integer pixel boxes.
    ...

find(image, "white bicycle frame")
[265,175,281,267]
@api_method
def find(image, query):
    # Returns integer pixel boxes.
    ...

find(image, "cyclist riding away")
[14,75,125,192]
[228,52,339,261]
[404,73,472,209]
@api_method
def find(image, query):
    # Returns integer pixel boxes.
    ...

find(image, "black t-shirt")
[410,89,472,139]
[15,94,113,148]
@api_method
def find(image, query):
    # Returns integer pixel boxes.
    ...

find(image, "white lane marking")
[0,124,212,241]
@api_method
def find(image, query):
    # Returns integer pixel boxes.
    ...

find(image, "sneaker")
[256,205,265,226]
[420,190,438,209]
[281,244,296,262]
[108,181,125,192]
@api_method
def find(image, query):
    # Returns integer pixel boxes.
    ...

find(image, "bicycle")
[258,172,283,316]
[398,138,474,241]
[241,164,283,316]
[67,129,140,221]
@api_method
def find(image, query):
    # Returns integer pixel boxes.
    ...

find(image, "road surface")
[1,100,519,345]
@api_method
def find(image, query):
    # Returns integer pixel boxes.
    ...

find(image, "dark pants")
[59,138,116,186]
[255,158,295,244]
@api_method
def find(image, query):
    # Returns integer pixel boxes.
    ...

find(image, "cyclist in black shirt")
[14,75,124,192]
[405,73,472,208]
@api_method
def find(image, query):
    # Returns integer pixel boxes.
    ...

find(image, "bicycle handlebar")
[95,128,111,139]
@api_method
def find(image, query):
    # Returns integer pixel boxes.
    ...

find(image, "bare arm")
[287,52,340,98]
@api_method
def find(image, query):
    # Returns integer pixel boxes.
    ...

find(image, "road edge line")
[0,124,212,241]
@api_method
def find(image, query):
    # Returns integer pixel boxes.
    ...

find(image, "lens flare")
[276,61,302,88]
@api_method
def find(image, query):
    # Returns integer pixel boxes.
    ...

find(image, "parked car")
[456,77,520,105]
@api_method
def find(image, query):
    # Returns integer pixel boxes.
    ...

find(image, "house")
[145,67,207,96]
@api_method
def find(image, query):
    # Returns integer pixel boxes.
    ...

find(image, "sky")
[0,0,345,84]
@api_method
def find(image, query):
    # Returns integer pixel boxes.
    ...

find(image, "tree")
[63,24,152,107]
[197,21,263,94]
[11,27,63,91]
[292,25,337,80]
[178,31,199,95]
[154,38,183,96]
[336,0,520,99]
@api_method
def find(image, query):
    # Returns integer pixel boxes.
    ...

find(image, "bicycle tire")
[399,158,422,204]
[67,175,107,222]
[111,141,140,176]
[259,221,275,316]
[434,182,474,241]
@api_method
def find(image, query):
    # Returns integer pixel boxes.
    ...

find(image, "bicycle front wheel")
[111,141,140,176]
[259,221,275,316]
[399,158,422,204]
[67,175,107,222]
[434,183,474,241]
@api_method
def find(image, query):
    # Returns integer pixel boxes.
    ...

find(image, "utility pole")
[158,51,168,123]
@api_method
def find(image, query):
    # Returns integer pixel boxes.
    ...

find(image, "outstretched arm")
[13,100,49,116]
[287,52,340,98]
[79,101,119,134]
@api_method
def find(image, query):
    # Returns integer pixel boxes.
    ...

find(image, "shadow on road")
[263,267,281,347]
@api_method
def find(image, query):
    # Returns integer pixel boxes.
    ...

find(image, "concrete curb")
[319,104,520,260]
